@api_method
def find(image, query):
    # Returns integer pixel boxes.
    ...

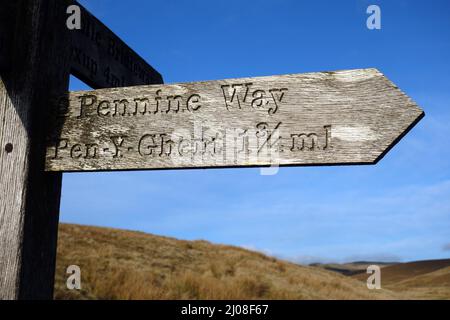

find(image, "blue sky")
[62,0,450,264]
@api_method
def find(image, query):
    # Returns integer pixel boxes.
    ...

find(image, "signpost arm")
[0,0,71,299]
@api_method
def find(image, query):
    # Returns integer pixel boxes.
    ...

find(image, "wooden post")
[0,0,71,299]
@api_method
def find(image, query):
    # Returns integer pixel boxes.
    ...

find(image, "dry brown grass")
[351,259,450,300]
[55,223,398,300]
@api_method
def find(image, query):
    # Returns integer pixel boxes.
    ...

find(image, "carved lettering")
[97,100,110,116]
[70,144,84,159]
[78,94,97,118]
[52,139,68,159]
[221,83,287,114]
[76,92,201,119]
[221,83,252,110]
[256,122,283,154]
[134,97,150,115]
[166,95,182,113]
[138,134,173,157]
[111,136,126,158]
[71,46,98,79]
[85,144,99,159]
[268,88,288,115]
[186,94,201,112]
[48,123,331,168]
[290,126,332,151]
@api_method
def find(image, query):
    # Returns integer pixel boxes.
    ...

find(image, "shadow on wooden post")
[0,0,164,299]
[0,0,71,299]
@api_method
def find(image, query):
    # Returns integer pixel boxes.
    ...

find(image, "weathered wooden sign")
[70,2,163,88]
[0,1,163,87]
[45,68,424,172]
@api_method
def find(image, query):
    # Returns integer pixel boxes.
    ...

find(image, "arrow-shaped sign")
[45,68,424,172]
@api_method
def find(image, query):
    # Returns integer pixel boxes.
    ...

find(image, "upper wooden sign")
[0,1,163,87]
[45,68,424,172]
[70,2,163,89]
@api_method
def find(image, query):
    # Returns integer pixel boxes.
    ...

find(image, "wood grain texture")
[45,68,424,172]
[70,1,163,89]
[0,0,71,299]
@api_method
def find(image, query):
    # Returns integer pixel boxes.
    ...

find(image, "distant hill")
[351,259,450,299]
[310,262,394,276]
[54,224,395,300]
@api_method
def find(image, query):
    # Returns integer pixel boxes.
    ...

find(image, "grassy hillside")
[352,259,450,299]
[54,224,395,300]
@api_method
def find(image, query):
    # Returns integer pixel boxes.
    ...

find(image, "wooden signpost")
[0,0,161,300]
[0,1,424,300]
[46,69,423,172]
[0,0,72,300]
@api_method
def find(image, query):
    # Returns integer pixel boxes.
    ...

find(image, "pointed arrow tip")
[373,107,425,164]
